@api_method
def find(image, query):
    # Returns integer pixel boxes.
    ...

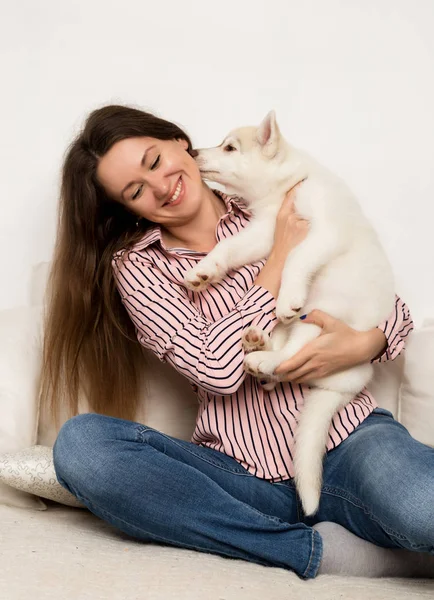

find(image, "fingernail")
[300,314,307,320]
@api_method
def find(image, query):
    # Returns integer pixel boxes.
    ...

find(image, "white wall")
[1,0,433,325]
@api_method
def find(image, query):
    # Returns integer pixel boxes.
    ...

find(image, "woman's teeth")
[166,179,182,205]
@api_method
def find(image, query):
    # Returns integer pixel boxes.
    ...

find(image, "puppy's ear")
[256,110,280,157]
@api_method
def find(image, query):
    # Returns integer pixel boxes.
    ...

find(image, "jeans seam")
[302,527,319,579]
[135,424,253,477]
[321,485,414,544]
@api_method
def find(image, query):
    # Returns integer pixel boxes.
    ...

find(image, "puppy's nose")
[190,148,199,158]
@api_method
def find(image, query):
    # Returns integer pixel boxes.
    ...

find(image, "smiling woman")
[39,105,237,431]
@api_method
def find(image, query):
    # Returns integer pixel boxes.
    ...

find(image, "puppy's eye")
[224,144,237,152]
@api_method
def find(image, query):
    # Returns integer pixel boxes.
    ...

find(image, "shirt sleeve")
[112,253,278,395]
[371,295,414,364]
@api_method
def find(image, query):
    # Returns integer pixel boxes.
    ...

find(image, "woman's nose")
[146,172,169,199]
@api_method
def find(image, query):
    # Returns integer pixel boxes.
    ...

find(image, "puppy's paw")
[243,351,281,378]
[184,260,226,291]
[276,306,303,324]
[276,289,306,324]
[242,327,270,353]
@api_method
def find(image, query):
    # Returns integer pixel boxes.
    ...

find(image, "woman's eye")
[224,144,236,152]
[151,155,160,169]
[132,185,143,200]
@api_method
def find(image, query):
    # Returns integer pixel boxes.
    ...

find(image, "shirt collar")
[131,189,250,253]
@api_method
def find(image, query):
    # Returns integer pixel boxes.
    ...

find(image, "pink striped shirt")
[112,190,414,482]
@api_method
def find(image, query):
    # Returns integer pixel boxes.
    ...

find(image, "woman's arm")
[112,253,278,395]
[273,295,414,384]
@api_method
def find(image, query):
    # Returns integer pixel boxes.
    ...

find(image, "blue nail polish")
[300,314,307,320]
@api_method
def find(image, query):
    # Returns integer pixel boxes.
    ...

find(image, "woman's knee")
[368,460,434,550]
[390,477,434,550]
[53,414,102,480]
[53,413,135,491]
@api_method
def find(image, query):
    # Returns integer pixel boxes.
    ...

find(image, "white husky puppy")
[184,111,395,516]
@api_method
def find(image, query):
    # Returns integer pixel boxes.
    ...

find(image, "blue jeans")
[53,407,434,579]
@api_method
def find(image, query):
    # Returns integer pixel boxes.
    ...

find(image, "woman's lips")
[164,176,185,207]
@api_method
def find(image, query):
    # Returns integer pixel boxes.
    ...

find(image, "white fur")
[184,111,395,516]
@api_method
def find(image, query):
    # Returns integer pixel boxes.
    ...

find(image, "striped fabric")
[112,190,414,482]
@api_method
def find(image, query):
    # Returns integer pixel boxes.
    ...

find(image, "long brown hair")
[39,105,194,431]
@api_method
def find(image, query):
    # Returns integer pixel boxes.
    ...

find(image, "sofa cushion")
[368,355,403,419]
[0,445,84,508]
[399,320,434,447]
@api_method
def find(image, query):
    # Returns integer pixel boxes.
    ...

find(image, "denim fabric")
[53,407,434,580]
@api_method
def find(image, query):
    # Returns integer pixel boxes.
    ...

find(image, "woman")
[43,105,434,580]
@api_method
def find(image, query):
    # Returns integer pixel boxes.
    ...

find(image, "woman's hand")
[254,186,309,299]
[269,185,310,265]
[272,310,388,384]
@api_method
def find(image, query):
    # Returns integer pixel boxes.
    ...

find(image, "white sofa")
[1,263,434,600]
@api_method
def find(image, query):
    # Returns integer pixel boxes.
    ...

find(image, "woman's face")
[96,136,204,225]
